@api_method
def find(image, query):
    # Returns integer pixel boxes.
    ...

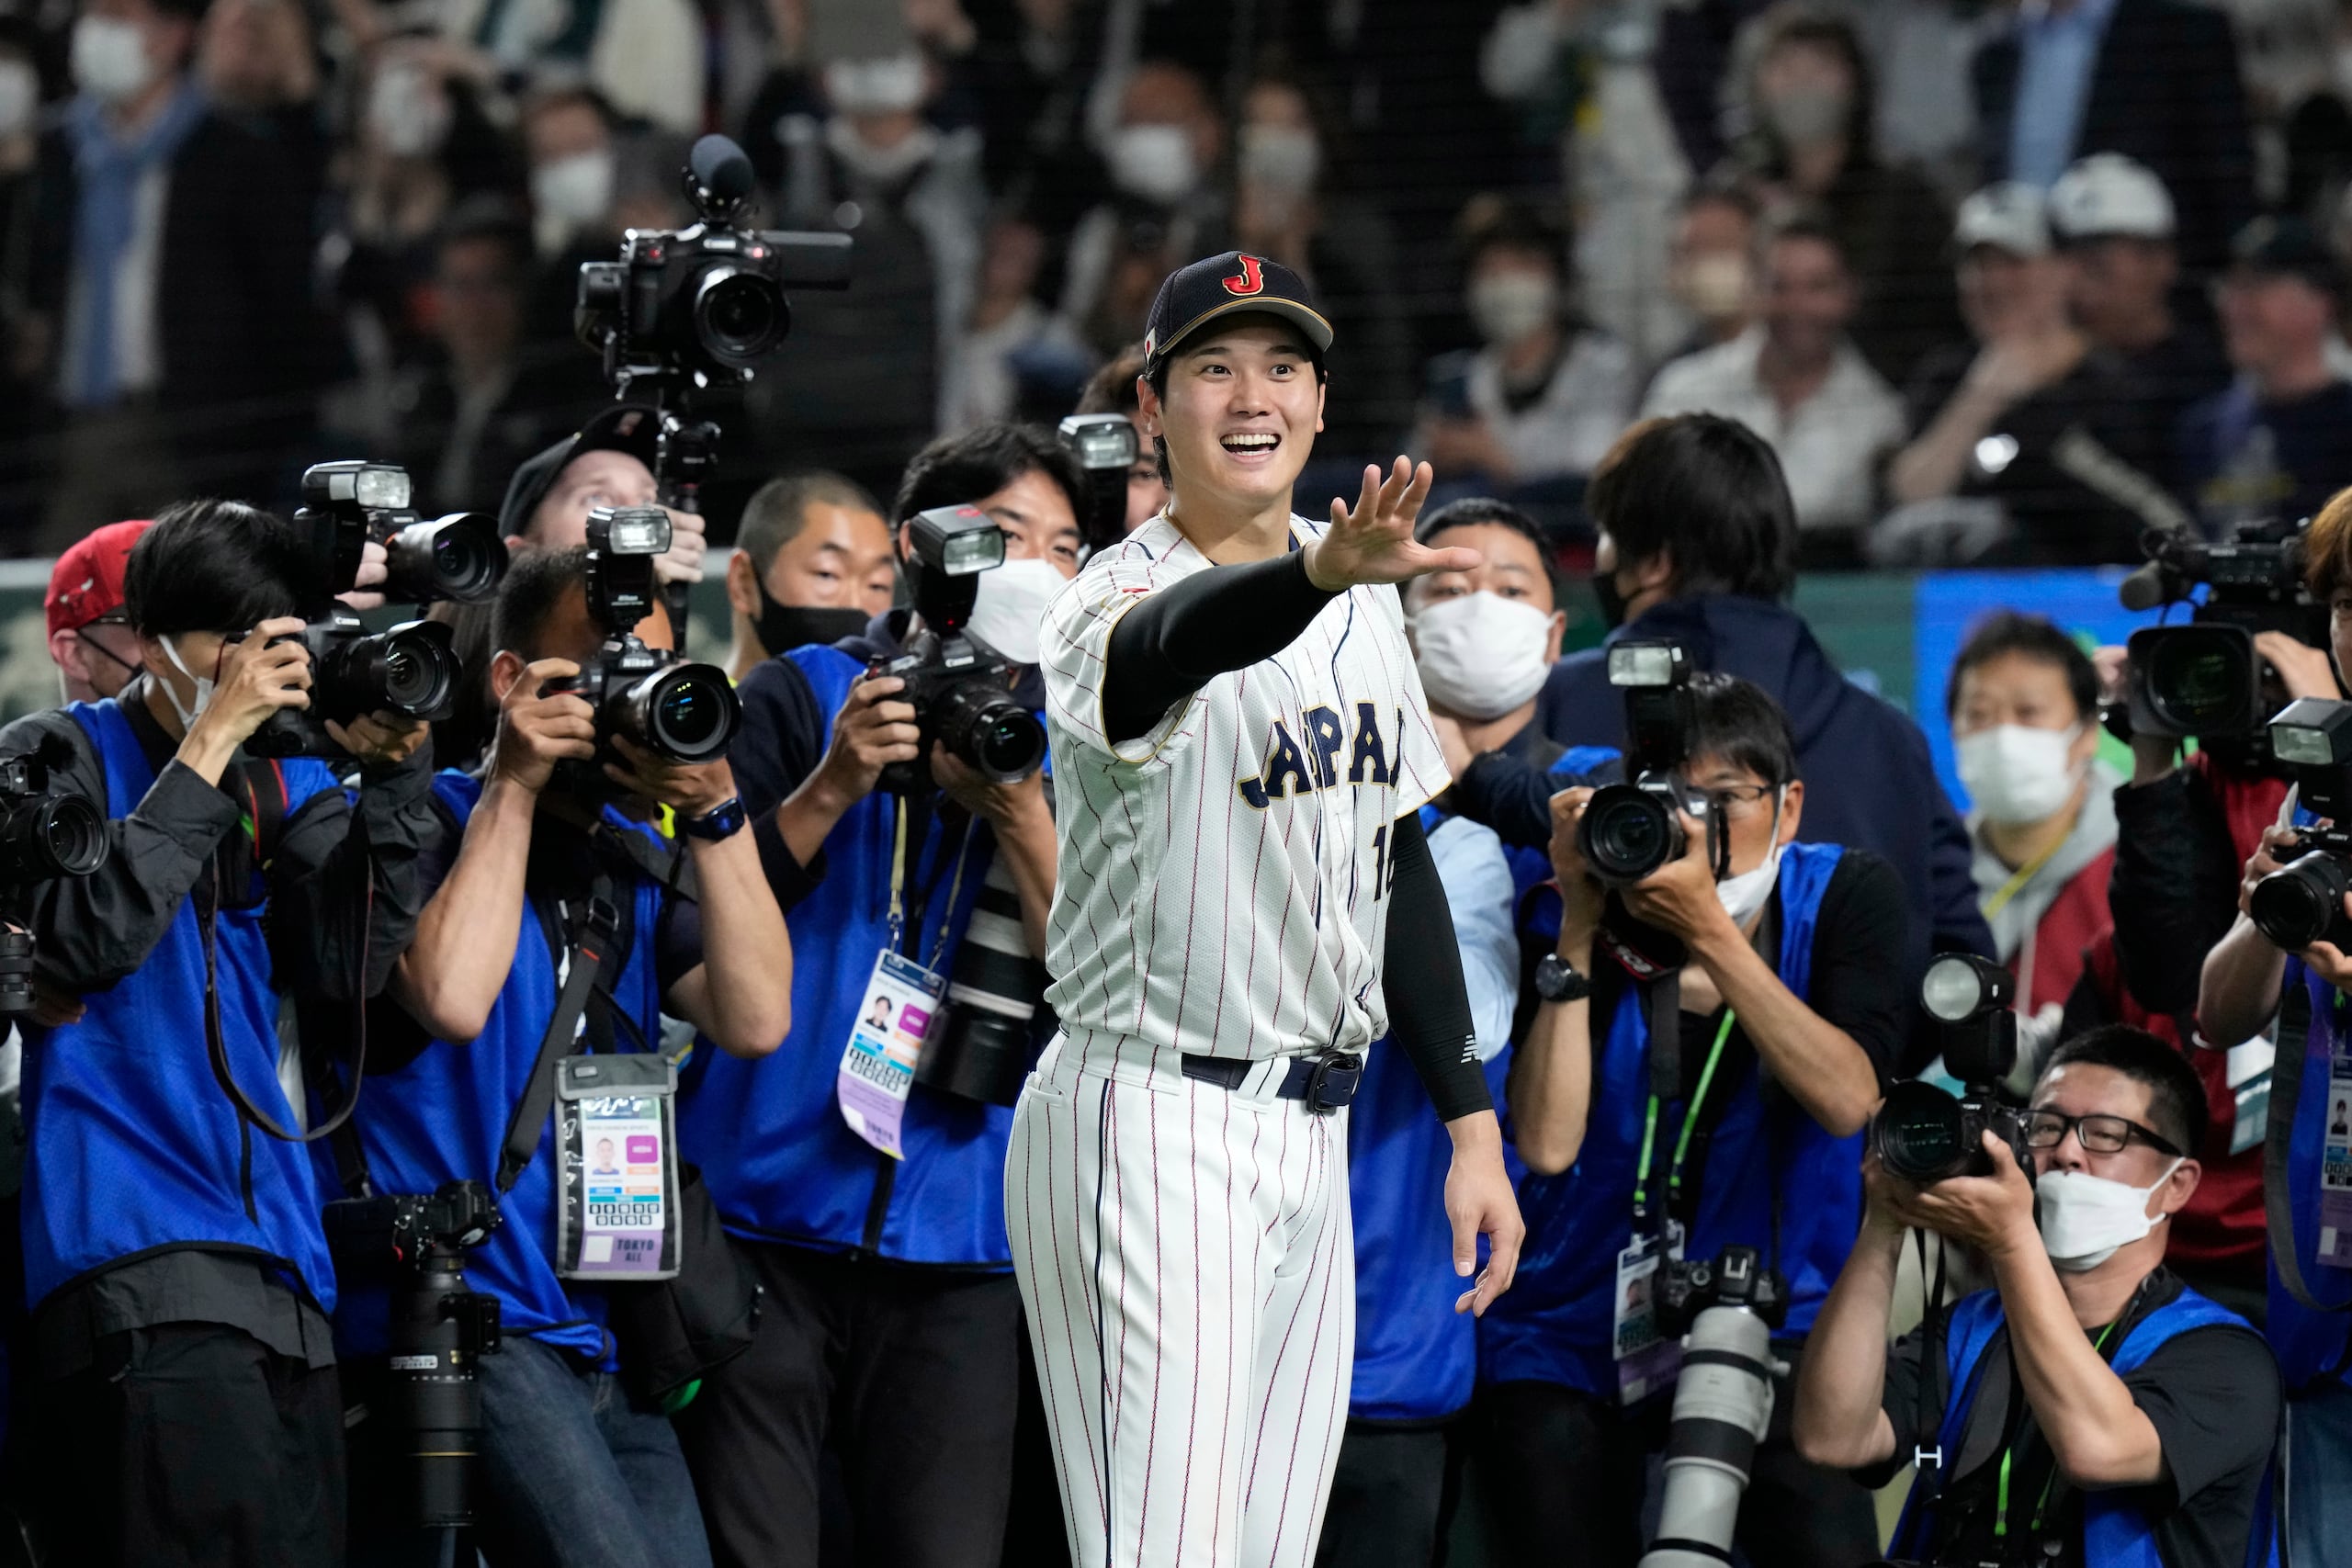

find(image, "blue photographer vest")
[20,699,341,1311]
[1890,1285,2277,1568]
[330,773,669,1366]
[1477,840,1860,1394]
[676,643,1013,1264]
[2268,956,2352,1392]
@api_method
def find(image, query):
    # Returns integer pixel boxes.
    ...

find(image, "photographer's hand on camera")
[772,674,921,867]
[328,711,432,772]
[933,740,1057,958]
[605,735,734,820]
[173,616,313,786]
[655,508,707,587]
[1876,1131,2041,1261]
[1546,786,1606,955]
[2256,629,2341,704]
[1620,809,1738,950]
[485,660,598,799]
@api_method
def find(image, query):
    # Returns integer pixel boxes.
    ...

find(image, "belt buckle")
[1305,1050,1363,1114]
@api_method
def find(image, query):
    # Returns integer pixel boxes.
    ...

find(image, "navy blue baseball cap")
[1141,251,1334,378]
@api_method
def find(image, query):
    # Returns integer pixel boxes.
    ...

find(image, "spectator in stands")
[519,84,624,353]
[1417,199,1635,495]
[1061,60,1229,351]
[1072,344,1167,535]
[1659,180,1759,370]
[383,201,594,513]
[1947,612,2118,1084]
[1232,73,1414,459]
[2048,152,2230,457]
[721,470,897,682]
[1972,0,2255,275]
[1643,217,1905,557]
[944,215,1089,433]
[2179,216,2352,537]
[1883,183,2175,567]
[194,0,320,197]
[457,0,698,136]
[28,0,323,542]
[1724,4,1958,383]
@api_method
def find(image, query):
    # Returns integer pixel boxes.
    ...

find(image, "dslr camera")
[1577,642,1729,887]
[541,507,741,766]
[2247,697,2352,951]
[2119,519,2322,763]
[871,505,1048,795]
[1871,954,2032,1184]
[0,737,111,1015]
[576,134,851,393]
[322,1179,502,1529]
[246,461,499,759]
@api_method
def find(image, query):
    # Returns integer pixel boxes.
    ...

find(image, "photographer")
[1450,413,1992,1068]
[674,423,1081,1568]
[43,520,149,705]
[1794,1027,2279,1568]
[1475,673,1905,1568]
[6,500,435,1566]
[2195,486,2352,1566]
[719,471,897,682]
[343,546,793,1567]
[499,404,707,588]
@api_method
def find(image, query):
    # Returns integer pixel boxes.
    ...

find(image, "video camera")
[1057,413,1140,554]
[2119,519,2324,761]
[2246,697,2352,951]
[870,505,1048,795]
[1871,954,2032,1184]
[245,461,497,759]
[322,1179,503,1529]
[575,135,850,396]
[539,508,741,768]
[0,737,111,1014]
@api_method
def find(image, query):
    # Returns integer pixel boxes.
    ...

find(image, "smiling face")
[1138,317,1325,517]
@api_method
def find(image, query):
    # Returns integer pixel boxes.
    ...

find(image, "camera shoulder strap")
[2265,979,2352,1315]
[497,865,624,1194]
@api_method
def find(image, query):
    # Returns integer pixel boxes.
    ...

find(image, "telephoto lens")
[320,621,463,722]
[932,682,1047,784]
[0,790,107,883]
[2250,849,2352,952]
[1640,1251,1788,1568]
[380,513,508,604]
[605,660,741,763]
[1577,783,1686,885]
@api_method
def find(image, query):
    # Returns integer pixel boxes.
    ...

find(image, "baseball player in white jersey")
[1008,251,1525,1568]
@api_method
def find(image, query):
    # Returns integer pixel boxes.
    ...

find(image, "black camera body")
[0,739,111,1016]
[2120,519,2323,752]
[245,609,462,760]
[2248,697,2352,951]
[1871,954,2032,1184]
[542,507,741,769]
[322,1179,502,1529]
[575,135,850,394]
[1577,641,1728,887]
[875,505,1048,795]
[1057,413,1141,553]
[1655,1244,1787,1342]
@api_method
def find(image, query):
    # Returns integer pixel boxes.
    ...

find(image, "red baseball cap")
[46,520,151,640]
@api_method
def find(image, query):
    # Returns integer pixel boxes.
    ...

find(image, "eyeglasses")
[2022,1109,2183,1157]
[1688,781,1781,821]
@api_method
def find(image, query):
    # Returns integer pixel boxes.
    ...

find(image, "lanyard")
[885,797,980,973]
[1632,1009,1737,1225]
[1991,1316,2123,1542]
[1983,836,2064,920]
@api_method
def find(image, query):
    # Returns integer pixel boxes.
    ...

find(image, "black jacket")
[1973,0,2255,275]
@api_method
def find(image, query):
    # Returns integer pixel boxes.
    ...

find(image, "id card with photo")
[2320,1034,2352,1269]
[555,1053,680,1281]
[1613,1224,1682,1406]
[836,950,946,1158]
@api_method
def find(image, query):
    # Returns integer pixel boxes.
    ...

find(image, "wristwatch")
[1533,951,1591,1004]
[679,796,748,842]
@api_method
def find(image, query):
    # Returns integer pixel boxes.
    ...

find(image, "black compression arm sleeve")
[1103,550,1340,741]
[1383,811,1492,1122]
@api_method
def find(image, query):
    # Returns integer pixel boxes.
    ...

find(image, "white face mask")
[369,62,451,159]
[1238,124,1319,197]
[155,633,215,732]
[826,114,938,186]
[1758,85,1850,148]
[1714,787,1786,926]
[2036,1157,2183,1272]
[1410,592,1553,721]
[72,16,154,107]
[966,558,1066,667]
[1107,123,1198,205]
[0,59,38,139]
[1676,250,1750,321]
[531,148,616,228]
[824,53,927,117]
[1955,723,2083,826]
[1468,272,1557,346]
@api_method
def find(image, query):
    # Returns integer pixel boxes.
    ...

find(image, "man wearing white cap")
[1885,183,2173,564]
[2049,153,2228,446]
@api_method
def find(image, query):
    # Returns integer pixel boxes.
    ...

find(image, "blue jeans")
[471,1335,714,1568]
[2287,1379,2352,1568]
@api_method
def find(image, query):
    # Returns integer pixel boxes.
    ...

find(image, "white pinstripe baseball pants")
[1005,1032,1354,1568]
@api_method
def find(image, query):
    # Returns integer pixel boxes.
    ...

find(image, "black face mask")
[752,570,870,656]
[1592,569,1633,631]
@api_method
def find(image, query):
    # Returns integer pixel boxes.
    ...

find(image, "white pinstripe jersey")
[1038,512,1449,1062]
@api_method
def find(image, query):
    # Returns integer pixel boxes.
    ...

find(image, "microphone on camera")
[686,135,757,212]
[2117,559,2172,613]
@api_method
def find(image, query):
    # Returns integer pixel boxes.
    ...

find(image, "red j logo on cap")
[1222,256,1266,297]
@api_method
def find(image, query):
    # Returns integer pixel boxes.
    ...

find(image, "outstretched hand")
[1306,457,1476,591]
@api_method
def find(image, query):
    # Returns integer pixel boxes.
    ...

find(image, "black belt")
[1180,1049,1363,1114]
